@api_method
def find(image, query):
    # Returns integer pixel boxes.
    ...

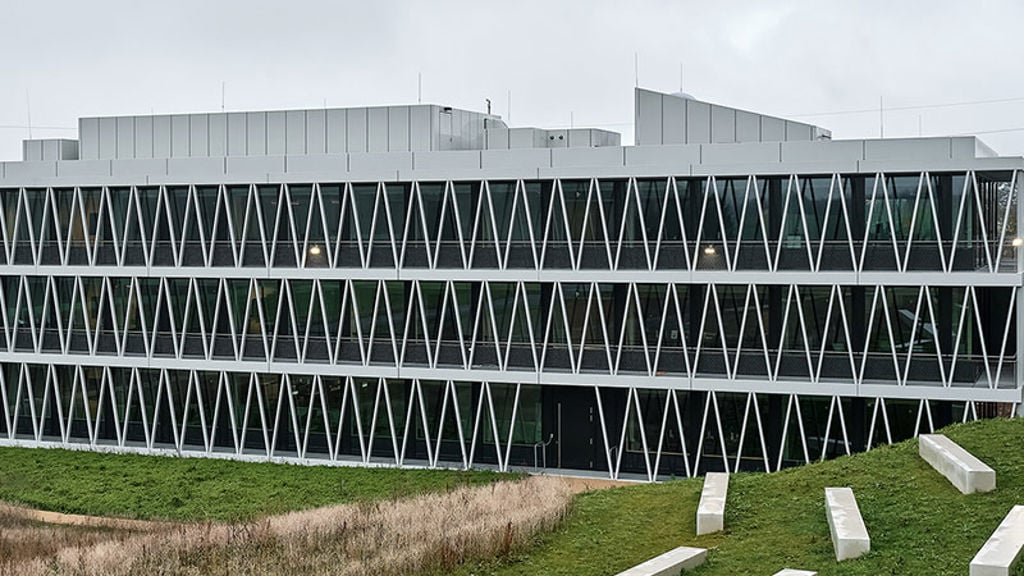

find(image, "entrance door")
[550,387,598,471]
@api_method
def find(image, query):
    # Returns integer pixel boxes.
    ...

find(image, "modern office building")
[0,89,1019,480]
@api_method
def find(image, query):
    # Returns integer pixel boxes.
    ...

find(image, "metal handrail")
[533,434,554,469]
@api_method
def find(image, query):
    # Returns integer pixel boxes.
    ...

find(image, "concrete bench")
[772,570,817,576]
[919,434,996,494]
[970,505,1024,576]
[825,487,870,561]
[614,546,707,576]
[696,472,729,535]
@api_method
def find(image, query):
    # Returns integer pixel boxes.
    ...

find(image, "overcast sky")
[2,0,1023,160]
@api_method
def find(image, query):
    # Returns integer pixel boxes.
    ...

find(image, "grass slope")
[455,418,1024,576]
[0,447,506,522]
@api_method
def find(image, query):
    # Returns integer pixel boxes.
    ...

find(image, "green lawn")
[453,418,1024,576]
[0,447,507,522]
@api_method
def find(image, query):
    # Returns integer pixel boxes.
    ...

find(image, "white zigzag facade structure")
[0,88,1020,480]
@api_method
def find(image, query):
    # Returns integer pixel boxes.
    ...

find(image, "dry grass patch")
[10,476,574,576]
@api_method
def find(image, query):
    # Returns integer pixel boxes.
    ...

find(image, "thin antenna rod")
[418,73,422,104]
[680,62,684,92]
[221,82,226,112]
[24,90,32,139]
[507,89,511,124]
[570,111,574,129]
[918,115,923,137]
[634,52,639,87]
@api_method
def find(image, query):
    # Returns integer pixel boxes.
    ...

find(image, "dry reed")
[8,475,575,576]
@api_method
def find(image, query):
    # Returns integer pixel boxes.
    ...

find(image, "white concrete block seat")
[824,487,870,561]
[773,570,817,576]
[696,472,729,535]
[919,434,996,494]
[971,505,1024,576]
[613,546,707,576]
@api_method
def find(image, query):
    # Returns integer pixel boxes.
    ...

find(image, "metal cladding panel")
[413,149,479,171]
[22,140,41,162]
[266,111,287,155]
[552,146,624,168]
[388,106,410,152]
[785,121,812,141]
[171,115,190,158]
[4,161,57,181]
[166,157,224,180]
[567,129,592,148]
[208,113,228,157]
[227,113,247,156]
[486,128,509,150]
[662,94,686,145]
[864,138,952,162]
[98,117,118,159]
[226,155,286,177]
[735,110,761,143]
[60,140,79,161]
[286,154,347,175]
[347,108,368,153]
[285,110,306,155]
[246,112,267,156]
[152,115,172,158]
[761,116,785,141]
[409,106,432,152]
[711,104,737,143]
[305,109,326,155]
[702,141,780,165]
[348,151,412,173]
[79,118,99,160]
[325,109,347,154]
[481,147,551,170]
[116,117,135,159]
[367,107,388,153]
[635,89,663,145]
[781,140,864,163]
[111,158,167,179]
[686,100,712,144]
[189,114,209,157]
[134,116,154,159]
[40,141,56,162]
[56,159,111,178]
[624,144,702,167]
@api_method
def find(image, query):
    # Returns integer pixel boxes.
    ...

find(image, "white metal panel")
[111,158,167,179]
[79,118,100,160]
[348,151,411,174]
[761,116,786,142]
[409,105,432,152]
[285,110,306,155]
[636,89,664,146]
[347,108,368,153]
[41,141,58,162]
[153,116,172,159]
[190,114,210,157]
[226,155,286,177]
[286,154,347,175]
[305,109,326,155]
[413,150,479,171]
[246,112,267,156]
[171,115,190,158]
[567,129,593,148]
[864,138,951,162]
[116,117,135,159]
[702,142,780,165]
[662,95,686,145]
[735,111,761,143]
[227,113,247,156]
[480,148,551,170]
[388,106,410,152]
[208,113,228,157]
[686,100,712,144]
[166,157,224,180]
[785,121,812,142]
[56,159,111,178]
[59,140,79,161]
[326,109,347,154]
[98,117,118,159]
[22,140,41,162]
[267,111,287,155]
[781,140,864,163]
[624,144,701,167]
[486,128,509,150]
[134,116,154,159]
[710,105,736,144]
[551,146,624,168]
[367,107,388,153]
